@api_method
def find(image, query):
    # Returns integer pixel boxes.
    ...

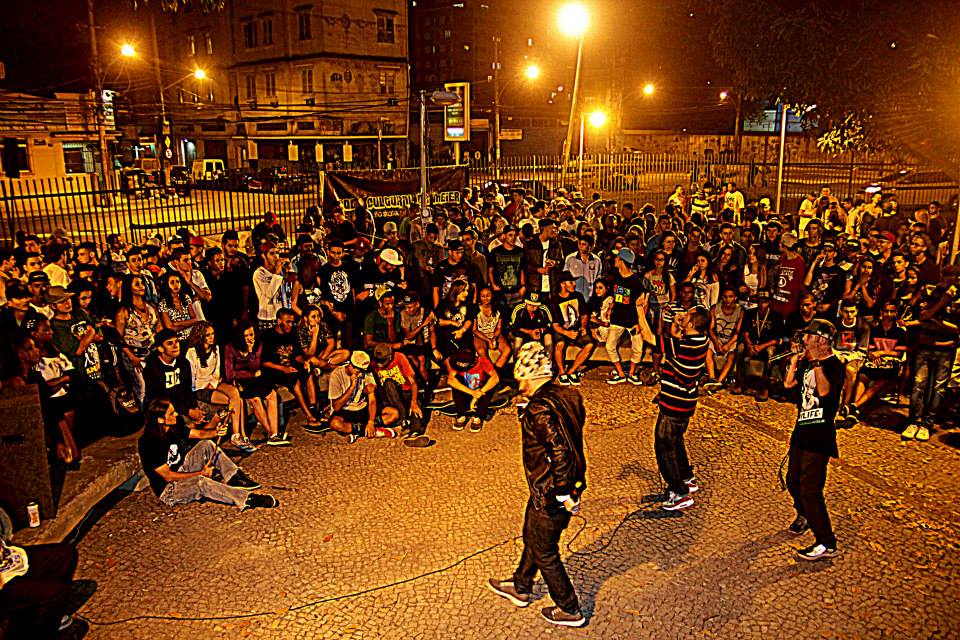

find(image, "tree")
[707,0,960,173]
[131,0,223,11]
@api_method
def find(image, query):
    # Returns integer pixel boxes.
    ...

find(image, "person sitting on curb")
[510,291,553,354]
[370,343,432,448]
[445,347,500,432]
[138,397,277,511]
[327,350,400,443]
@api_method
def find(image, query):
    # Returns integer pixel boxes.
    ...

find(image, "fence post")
[0,181,16,247]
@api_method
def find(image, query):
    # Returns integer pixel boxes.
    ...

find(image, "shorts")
[555,331,594,349]
[334,407,369,426]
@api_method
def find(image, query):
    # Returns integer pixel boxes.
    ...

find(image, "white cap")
[379,248,402,266]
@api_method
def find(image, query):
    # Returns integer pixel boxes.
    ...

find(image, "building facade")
[146,0,409,172]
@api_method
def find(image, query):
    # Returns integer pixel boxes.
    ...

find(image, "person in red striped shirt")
[635,292,710,511]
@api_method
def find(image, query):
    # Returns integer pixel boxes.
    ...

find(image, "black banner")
[321,167,466,219]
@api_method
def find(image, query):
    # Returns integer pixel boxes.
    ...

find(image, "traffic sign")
[499,129,523,141]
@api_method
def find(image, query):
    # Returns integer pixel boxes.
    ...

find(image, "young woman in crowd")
[473,286,511,371]
[158,270,198,340]
[297,303,349,411]
[223,321,284,446]
[115,274,160,407]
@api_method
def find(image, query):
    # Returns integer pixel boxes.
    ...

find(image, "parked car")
[246,167,307,194]
[169,165,192,197]
[191,158,226,181]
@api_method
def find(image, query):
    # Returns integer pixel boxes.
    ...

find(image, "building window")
[379,69,395,95]
[443,29,451,39]
[463,44,470,51]
[242,20,257,48]
[376,12,395,43]
[300,68,313,94]
[187,35,196,56]
[527,37,534,47]
[264,72,276,97]
[297,7,312,40]
[262,17,273,45]
[63,143,90,174]
[204,31,213,54]
[245,74,257,100]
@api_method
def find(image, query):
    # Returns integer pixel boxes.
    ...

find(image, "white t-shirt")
[327,365,375,412]
[185,345,221,391]
[253,266,284,321]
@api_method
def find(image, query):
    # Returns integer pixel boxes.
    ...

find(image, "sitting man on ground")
[327,350,400,442]
[841,300,907,428]
[262,307,321,431]
[138,397,277,511]
[550,271,594,385]
[446,347,500,432]
[370,343,431,447]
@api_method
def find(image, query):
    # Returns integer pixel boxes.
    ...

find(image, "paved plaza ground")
[66,373,960,639]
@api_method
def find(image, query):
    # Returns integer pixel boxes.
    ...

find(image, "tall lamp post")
[419,89,461,225]
[557,2,589,191]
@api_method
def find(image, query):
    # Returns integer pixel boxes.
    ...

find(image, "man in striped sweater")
[636,293,710,511]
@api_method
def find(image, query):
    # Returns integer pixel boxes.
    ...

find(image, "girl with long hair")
[158,270,198,339]
[223,321,283,446]
[843,256,879,323]
[473,286,510,369]
[297,304,349,411]
[432,279,474,361]
[115,274,161,407]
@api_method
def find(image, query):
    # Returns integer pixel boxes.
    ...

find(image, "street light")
[643,83,655,96]
[193,68,207,80]
[120,42,136,58]
[579,109,607,185]
[525,64,541,80]
[719,90,728,100]
[558,2,589,189]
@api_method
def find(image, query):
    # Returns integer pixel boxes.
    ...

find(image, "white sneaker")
[901,424,919,440]
[230,433,245,448]
[59,614,73,631]
[915,425,930,442]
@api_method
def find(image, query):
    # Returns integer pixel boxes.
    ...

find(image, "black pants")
[452,388,492,418]
[0,542,77,639]
[654,412,693,496]
[380,379,425,435]
[786,446,836,548]
[513,498,579,614]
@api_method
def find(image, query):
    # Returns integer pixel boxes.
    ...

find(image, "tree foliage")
[707,0,960,169]
[130,0,224,12]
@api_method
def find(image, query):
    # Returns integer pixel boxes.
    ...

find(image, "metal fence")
[467,154,946,215]
[0,173,324,248]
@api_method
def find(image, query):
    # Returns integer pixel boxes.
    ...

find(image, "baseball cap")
[379,248,403,266]
[5,282,30,300]
[780,233,799,249]
[449,348,479,372]
[503,224,519,234]
[803,318,837,343]
[616,248,636,265]
[446,239,464,251]
[878,231,896,244]
[349,350,371,371]
[559,271,575,283]
[155,328,179,345]
[766,219,782,231]
[27,271,50,284]
[44,286,73,305]
[383,221,398,233]
[524,291,542,305]
[372,343,394,365]
[189,236,205,247]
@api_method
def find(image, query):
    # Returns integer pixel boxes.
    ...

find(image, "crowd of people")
[0,180,957,498]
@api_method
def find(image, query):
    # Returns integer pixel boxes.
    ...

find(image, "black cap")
[446,239,464,251]
[449,348,479,372]
[558,271,575,283]
[27,271,49,284]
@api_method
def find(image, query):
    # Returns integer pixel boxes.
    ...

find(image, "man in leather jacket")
[487,341,588,628]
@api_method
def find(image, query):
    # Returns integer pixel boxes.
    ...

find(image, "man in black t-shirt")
[433,239,479,306]
[843,301,908,427]
[143,329,199,420]
[510,292,553,354]
[803,242,845,314]
[783,318,844,561]
[604,248,645,385]
[318,240,357,347]
[262,308,319,434]
[735,290,784,400]
[488,225,525,309]
[550,271,593,385]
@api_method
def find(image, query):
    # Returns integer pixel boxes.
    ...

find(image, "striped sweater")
[658,332,709,418]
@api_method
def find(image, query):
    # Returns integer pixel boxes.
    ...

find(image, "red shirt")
[772,254,806,318]
[375,352,416,391]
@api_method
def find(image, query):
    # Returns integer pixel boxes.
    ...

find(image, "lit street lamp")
[525,64,541,80]
[558,2,589,189]
[120,42,136,58]
[192,68,207,81]
[579,109,607,185]
[643,83,656,96]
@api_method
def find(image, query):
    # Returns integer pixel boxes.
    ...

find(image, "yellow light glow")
[120,43,136,58]
[525,64,541,80]
[193,68,207,80]
[558,3,589,38]
[643,83,655,96]
[587,110,608,128]
[719,90,728,100]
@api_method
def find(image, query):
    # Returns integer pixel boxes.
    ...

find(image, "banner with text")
[321,167,466,222]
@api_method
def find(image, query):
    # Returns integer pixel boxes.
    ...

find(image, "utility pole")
[150,12,169,186]
[86,0,113,199]
[492,35,501,180]
[558,35,584,190]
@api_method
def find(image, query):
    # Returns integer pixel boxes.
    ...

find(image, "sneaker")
[568,371,582,386]
[628,373,643,386]
[227,470,261,491]
[373,426,398,438]
[684,477,699,494]
[838,403,849,419]
[541,605,586,628]
[607,373,627,385]
[304,421,332,435]
[403,434,432,448]
[486,579,530,607]
[230,433,246,449]
[558,374,572,386]
[470,417,483,432]
[755,389,769,402]
[730,384,744,395]
[901,423,919,440]
[797,543,839,561]
[244,493,279,510]
[788,515,810,535]
[266,433,292,447]
[453,416,468,431]
[59,614,73,631]
[347,433,360,444]
[644,371,661,386]
[661,491,694,511]
[236,437,257,454]
[915,425,931,442]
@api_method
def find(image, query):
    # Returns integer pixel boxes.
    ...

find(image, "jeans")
[786,446,836,548]
[159,440,248,508]
[513,497,579,614]
[910,348,952,425]
[380,378,424,435]
[604,324,645,365]
[654,412,694,496]
[0,542,77,639]
[452,388,492,418]
[122,351,146,408]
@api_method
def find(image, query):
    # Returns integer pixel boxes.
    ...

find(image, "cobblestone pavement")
[69,372,960,639]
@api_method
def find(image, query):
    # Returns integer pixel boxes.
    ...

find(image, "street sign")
[443,82,471,142]
[470,118,489,131]
[288,143,299,162]
[343,143,353,163]
[499,129,523,141]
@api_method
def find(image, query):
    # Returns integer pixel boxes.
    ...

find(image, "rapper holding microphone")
[783,319,845,561]
[487,341,588,628]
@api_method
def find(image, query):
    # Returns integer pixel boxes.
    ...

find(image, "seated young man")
[842,300,908,427]
[834,298,871,415]
[261,308,321,431]
[138,397,278,511]
[733,290,784,401]
[445,347,500,432]
[143,328,203,421]
[510,291,553,354]
[327,350,399,442]
[550,271,594,385]
[370,343,431,448]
